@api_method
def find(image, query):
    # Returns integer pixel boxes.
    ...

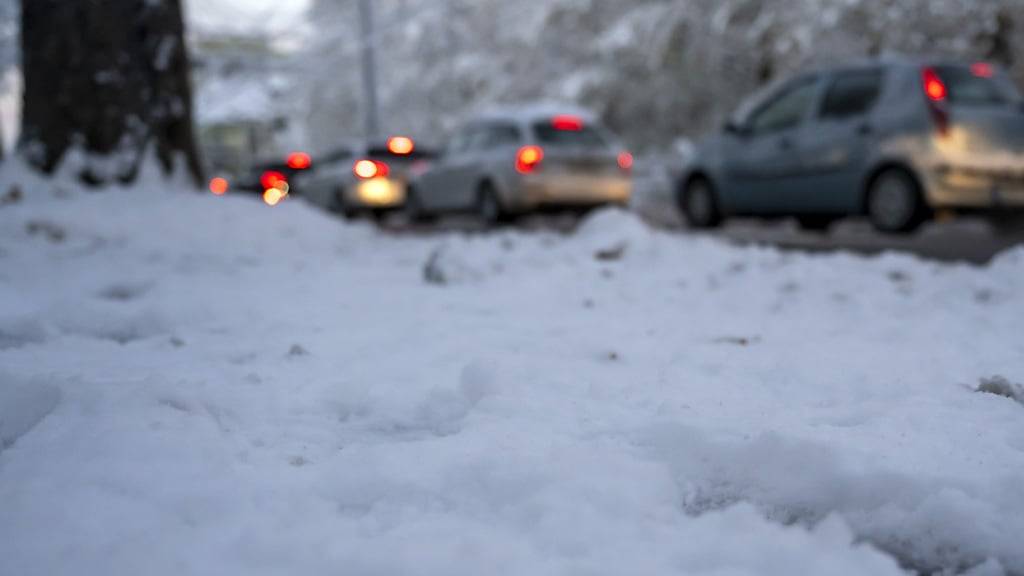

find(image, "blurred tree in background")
[302,0,1024,152]
[18,0,201,185]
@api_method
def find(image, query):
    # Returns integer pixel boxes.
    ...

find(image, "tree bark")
[18,0,202,186]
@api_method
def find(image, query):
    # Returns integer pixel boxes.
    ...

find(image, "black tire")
[680,177,723,229]
[477,182,506,226]
[989,214,1024,237]
[796,215,837,233]
[332,187,359,220]
[404,186,435,225]
[866,168,927,234]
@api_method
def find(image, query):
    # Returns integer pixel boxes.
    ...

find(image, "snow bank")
[1,178,1022,575]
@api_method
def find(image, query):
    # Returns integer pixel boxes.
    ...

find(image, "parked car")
[406,106,633,224]
[294,137,436,219]
[679,58,1024,233]
[211,151,313,206]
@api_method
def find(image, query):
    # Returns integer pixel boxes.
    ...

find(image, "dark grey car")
[679,58,1024,233]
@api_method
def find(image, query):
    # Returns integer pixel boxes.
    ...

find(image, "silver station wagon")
[679,58,1024,233]
[407,106,633,224]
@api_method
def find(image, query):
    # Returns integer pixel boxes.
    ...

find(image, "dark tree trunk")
[18,0,202,186]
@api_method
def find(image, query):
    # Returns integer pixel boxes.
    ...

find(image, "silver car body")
[297,140,431,213]
[682,57,1024,218]
[410,105,632,215]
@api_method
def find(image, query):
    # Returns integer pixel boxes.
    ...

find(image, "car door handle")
[778,137,794,150]
[857,123,874,136]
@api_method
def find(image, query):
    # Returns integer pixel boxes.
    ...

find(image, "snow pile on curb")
[1,183,1023,575]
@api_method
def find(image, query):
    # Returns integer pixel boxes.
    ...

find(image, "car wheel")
[867,169,926,234]
[478,183,505,226]
[989,214,1024,237]
[404,186,434,225]
[681,177,722,229]
[332,188,359,220]
[796,215,836,233]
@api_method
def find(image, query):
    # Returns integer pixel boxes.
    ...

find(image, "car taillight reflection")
[971,62,994,78]
[515,145,544,174]
[353,159,390,179]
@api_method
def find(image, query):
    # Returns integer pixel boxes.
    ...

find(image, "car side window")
[446,127,476,155]
[820,70,884,120]
[749,79,819,134]
[481,124,521,149]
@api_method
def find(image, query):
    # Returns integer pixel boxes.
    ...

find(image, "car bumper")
[344,179,407,209]
[511,174,632,211]
[920,163,1024,210]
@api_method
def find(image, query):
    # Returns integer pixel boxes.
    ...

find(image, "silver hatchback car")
[407,106,633,224]
[680,58,1024,233]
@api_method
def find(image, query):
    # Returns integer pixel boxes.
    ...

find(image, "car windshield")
[532,122,609,149]
[934,65,1019,106]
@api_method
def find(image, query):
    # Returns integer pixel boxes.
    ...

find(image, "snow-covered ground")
[1,175,1023,575]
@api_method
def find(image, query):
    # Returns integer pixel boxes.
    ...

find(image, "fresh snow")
[1,177,1023,575]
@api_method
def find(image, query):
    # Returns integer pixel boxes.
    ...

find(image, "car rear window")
[935,65,1014,106]
[532,123,608,149]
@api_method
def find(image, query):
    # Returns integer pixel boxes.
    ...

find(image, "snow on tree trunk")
[18,0,202,186]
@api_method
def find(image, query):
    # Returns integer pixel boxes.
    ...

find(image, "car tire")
[477,183,506,226]
[989,214,1024,237]
[404,186,434,225]
[867,168,927,234]
[681,177,723,229]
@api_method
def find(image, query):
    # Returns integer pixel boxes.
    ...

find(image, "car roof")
[472,102,601,125]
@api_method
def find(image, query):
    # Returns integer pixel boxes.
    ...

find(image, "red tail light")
[286,152,312,170]
[922,67,950,136]
[353,159,390,179]
[261,170,288,190]
[922,68,947,102]
[387,136,415,155]
[617,151,634,173]
[551,115,584,131]
[209,177,229,196]
[515,145,544,174]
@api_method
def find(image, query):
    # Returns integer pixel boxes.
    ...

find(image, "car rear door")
[800,68,886,213]
[418,125,478,211]
[720,76,822,214]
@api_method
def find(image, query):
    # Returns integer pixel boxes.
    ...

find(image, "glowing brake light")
[261,170,288,191]
[286,152,312,170]
[353,159,390,179]
[552,115,584,131]
[617,151,634,173]
[922,68,947,102]
[387,136,415,155]
[515,145,544,174]
[971,62,994,78]
[209,177,229,196]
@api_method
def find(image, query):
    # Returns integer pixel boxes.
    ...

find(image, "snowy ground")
[1,180,1023,575]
